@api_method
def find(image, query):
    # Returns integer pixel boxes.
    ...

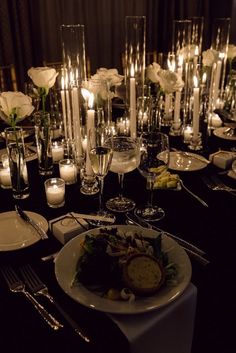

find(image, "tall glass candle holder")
[172,20,192,126]
[210,18,230,107]
[125,16,146,137]
[60,24,86,164]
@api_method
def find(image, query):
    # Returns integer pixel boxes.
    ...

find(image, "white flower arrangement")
[82,68,124,101]
[227,44,236,61]
[0,91,34,126]
[146,62,184,94]
[202,49,218,67]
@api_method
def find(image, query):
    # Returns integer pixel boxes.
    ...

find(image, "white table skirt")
[109,283,197,353]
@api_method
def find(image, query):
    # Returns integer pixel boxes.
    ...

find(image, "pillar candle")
[86,94,95,176]
[130,65,136,138]
[193,77,200,140]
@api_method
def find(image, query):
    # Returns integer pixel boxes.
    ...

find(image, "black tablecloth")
[0,125,235,353]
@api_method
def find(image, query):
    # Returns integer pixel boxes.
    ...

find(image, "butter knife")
[15,205,48,240]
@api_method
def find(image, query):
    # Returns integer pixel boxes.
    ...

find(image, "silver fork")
[202,175,236,197]
[1,265,62,330]
[19,264,90,343]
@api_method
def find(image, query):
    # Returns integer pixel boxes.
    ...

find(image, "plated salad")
[73,227,177,302]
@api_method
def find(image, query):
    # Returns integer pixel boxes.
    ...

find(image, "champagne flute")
[106,136,141,212]
[88,126,115,226]
[134,132,170,221]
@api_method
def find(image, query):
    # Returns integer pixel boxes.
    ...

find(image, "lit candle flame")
[130,64,135,78]
[194,46,199,56]
[88,93,94,109]
[81,88,90,102]
[193,76,198,88]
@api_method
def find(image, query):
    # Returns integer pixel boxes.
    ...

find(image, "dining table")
[0,116,235,353]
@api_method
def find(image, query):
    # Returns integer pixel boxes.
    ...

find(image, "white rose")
[0,91,34,125]
[146,62,161,83]
[27,67,58,93]
[202,49,218,67]
[227,44,236,60]
[158,69,184,94]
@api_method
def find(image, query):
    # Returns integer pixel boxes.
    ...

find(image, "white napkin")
[109,283,197,353]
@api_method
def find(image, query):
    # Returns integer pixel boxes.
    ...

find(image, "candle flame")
[88,93,94,109]
[61,76,65,90]
[81,88,90,101]
[178,54,184,67]
[194,46,199,56]
[130,64,135,78]
[193,76,198,88]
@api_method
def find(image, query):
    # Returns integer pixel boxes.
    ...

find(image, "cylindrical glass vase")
[5,127,30,199]
[34,111,53,176]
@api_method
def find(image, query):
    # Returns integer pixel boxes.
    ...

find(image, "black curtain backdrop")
[0,0,235,91]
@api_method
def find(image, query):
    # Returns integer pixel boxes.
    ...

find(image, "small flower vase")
[4,126,30,199]
[34,111,53,176]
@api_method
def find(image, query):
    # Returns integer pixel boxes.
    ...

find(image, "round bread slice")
[122,253,165,296]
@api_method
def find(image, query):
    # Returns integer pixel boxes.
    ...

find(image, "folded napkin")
[109,283,197,353]
[227,170,236,180]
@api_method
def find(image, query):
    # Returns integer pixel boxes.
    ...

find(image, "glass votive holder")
[0,158,12,189]
[44,178,65,208]
[188,132,203,151]
[51,141,64,163]
[59,159,77,185]
[182,124,193,144]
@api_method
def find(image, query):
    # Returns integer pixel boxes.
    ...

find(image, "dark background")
[0,0,235,91]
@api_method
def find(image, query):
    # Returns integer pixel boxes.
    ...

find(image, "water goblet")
[87,126,115,226]
[134,132,170,221]
[106,136,141,212]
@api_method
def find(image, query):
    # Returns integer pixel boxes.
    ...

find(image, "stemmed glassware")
[106,136,141,212]
[87,126,115,226]
[135,132,170,221]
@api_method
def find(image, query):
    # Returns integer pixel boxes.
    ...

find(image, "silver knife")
[125,212,206,256]
[15,205,48,240]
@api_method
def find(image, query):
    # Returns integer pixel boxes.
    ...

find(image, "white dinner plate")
[213,126,236,141]
[55,225,192,315]
[169,151,209,172]
[0,211,48,251]
[0,146,37,162]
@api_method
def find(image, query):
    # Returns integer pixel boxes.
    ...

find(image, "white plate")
[0,146,37,162]
[213,127,236,141]
[55,225,192,315]
[169,151,209,171]
[0,211,48,251]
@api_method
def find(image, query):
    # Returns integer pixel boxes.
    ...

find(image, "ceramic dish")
[169,151,209,172]
[55,225,192,315]
[0,211,48,251]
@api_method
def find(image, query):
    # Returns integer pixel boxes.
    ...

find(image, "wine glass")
[106,136,141,212]
[87,126,116,226]
[134,132,170,221]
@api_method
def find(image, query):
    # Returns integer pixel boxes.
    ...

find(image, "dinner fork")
[202,175,236,197]
[0,265,62,330]
[19,264,90,343]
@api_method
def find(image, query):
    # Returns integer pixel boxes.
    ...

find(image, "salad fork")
[0,265,62,330]
[19,264,91,343]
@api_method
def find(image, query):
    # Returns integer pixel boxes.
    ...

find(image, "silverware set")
[1,264,91,343]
